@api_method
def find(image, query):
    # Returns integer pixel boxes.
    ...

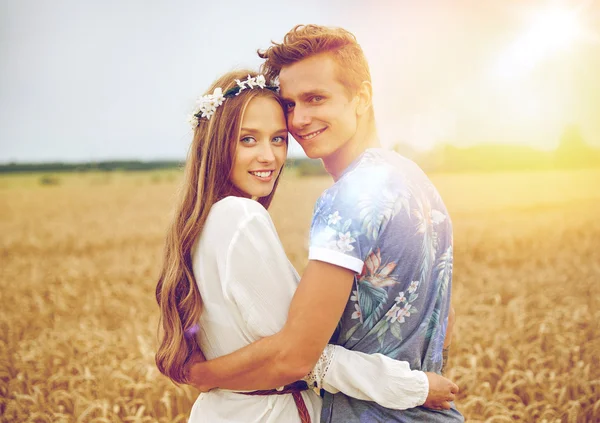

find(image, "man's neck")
[323,127,380,182]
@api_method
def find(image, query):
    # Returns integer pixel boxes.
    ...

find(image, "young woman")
[155,70,455,422]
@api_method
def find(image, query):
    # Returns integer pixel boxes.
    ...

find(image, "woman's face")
[229,96,288,198]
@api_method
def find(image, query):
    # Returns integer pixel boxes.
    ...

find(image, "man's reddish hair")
[258,24,372,95]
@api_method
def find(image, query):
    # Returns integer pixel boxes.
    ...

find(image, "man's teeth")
[300,129,323,140]
[251,171,273,178]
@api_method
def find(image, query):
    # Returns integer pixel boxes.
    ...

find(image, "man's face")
[279,53,359,160]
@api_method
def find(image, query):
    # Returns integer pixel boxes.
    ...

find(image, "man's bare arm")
[186,260,355,391]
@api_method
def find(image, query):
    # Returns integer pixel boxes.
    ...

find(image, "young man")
[186,25,463,422]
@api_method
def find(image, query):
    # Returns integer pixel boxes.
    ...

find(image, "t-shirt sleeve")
[308,168,402,273]
[222,204,299,340]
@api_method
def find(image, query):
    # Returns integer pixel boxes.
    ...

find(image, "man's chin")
[299,141,325,160]
[303,149,322,159]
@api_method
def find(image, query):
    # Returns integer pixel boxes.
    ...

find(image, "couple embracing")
[155,24,464,423]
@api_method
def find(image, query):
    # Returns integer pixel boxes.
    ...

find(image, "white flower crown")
[188,74,279,128]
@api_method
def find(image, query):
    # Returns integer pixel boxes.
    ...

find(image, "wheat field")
[1,169,599,423]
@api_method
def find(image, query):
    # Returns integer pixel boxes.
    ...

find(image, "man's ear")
[355,81,373,116]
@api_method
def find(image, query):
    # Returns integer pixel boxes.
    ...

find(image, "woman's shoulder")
[209,196,271,225]
[200,197,273,252]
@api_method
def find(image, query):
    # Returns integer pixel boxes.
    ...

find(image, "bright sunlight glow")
[493,5,583,79]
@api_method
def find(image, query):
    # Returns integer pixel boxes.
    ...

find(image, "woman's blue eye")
[240,136,256,144]
[272,136,286,143]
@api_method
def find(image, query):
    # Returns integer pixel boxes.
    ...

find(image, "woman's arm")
[304,345,458,410]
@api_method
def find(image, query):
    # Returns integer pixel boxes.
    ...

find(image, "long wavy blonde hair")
[155,70,285,384]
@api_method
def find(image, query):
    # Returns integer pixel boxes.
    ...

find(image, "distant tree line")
[0,160,184,174]
[0,158,332,176]
[396,125,600,173]
[2,126,598,175]
[285,158,328,176]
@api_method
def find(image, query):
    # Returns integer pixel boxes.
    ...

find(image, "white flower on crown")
[246,75,257,89]
[235,78,246,94]
[189,75,272,127]
[234,74,267,95]
[189,87,226,126]
[188,114,199,128]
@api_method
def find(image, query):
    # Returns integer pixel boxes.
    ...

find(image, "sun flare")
[529,7,581,52]
[493,5,585,79]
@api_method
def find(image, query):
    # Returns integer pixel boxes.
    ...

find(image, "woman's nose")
[257,142,276,163]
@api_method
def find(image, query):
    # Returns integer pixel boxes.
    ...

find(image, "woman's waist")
[206,380,310,395]
[190,389,322,422]
[193,387,321,407]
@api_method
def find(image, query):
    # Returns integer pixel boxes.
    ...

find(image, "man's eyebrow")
[281,89,330,102]
[299,89,329,99]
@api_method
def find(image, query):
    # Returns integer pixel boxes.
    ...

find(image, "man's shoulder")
[328,150,412,199]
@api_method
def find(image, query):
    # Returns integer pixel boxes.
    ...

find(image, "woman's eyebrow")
[240,128,288,135]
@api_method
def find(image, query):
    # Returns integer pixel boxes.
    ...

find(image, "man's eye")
[285,103,295,110]
[311,96,324,103]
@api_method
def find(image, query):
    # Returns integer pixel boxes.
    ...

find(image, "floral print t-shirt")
[309,149,464,423]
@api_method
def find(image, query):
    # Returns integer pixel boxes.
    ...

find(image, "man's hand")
[187,361,211,392]
[423,372,459,410]
[185,347,208,392]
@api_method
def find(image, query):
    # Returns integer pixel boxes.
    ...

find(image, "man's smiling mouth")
[297,128,326,140]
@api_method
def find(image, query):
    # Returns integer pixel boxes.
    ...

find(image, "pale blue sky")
[1,0,598,163]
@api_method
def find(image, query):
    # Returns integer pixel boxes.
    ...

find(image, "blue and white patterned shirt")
[309,149,464,422]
